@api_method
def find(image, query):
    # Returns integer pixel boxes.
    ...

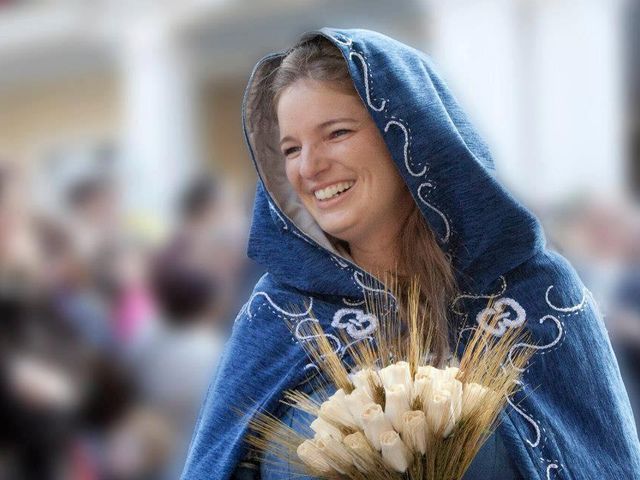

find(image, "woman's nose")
[299,144,330,179]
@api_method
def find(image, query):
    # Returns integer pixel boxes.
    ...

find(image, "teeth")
[314,181,354,200]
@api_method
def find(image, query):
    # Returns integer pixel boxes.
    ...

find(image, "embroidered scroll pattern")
[331,308,378,339]
[451,277,597,477]
[297,307,379,372]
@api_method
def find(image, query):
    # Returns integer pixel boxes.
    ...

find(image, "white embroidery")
[349,51,387,112]
[327,33,353,46]
[546,463,559,479]
[451,276,508,316]
[545,285,588,313]
[352,271,398,306]
[476,297,526,336]
[294,318,341,349]
[506,393,541,448]
[248,291,313,319]
[508,315,563,372]
[332,308,378,339]
[291,228,317,247]
[295,317,342,372]
[384,120,427,177]
[268,201,288,230]
[342,297,365,306]
[417,182,451,243]
[331,256,349,269]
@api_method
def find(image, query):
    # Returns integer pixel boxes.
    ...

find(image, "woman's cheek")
[284,161,299,190]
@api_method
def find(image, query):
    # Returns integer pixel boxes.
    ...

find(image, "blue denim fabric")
[181,28,640,480]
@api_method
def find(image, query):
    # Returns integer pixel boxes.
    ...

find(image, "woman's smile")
[313,180,356,208]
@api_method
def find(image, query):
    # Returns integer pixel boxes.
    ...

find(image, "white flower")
[384,384,411,431]
[310,417,343,441]
[314,434,353,474]
[379,361,412,392]
[297,439,333,474]
[413,376,436,405]
[361,402,394,450]
[350,368,381,398]
[401,410,428,454]
[439,378,463,421]
[462,382,490,417]
[319,389,358,429]
[343,431,375,473]
[415,365,441,382]
[345,387,372,429]
[444,366,460,380]
[424,390,456,438]
[380,430,412,473]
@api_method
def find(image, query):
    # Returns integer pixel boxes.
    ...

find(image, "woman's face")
[277,78,413,246]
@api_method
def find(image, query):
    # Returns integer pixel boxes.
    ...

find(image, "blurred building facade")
[0,0,636,227]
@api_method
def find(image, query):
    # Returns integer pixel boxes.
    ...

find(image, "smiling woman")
[276,78,415,276]
[180,28,640,480]
[270,39,457,369]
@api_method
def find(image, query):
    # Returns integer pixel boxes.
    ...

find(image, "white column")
[119,15,201,236]
[422,0,626,204]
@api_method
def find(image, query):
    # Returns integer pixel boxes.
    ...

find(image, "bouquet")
[247,276,532,479]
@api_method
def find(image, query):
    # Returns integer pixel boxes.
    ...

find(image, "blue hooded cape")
[181,28,640,479]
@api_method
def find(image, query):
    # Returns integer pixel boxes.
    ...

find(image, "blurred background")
[0,0,638,478]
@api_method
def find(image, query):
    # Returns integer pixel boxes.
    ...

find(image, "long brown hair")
[270,36,457,364]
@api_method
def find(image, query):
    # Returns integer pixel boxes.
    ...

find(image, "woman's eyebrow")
[317,117,358,129]
[279,117,358,146]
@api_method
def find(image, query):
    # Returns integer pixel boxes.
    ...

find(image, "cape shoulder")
[457,249,640,478]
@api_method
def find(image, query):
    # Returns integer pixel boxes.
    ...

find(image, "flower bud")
[379,361,412,392]
[462,382,490,417]
[439,379,463,422]
[413,376,435,405]
[361,402,394,450]
[310,417,343,441]
[345,387,372,429]
[401,410,428,454]
[424,390,456,438]
[415,365,441,382]
[444,366,460,380]
[319,388,358,429]
[314,434,353,474]
[350,368,380,398]
[385,384,411,431]
[380,430,412,473]
[297,439,333,474]
[344,431,376,473]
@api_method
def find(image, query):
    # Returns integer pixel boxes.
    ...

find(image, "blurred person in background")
[103,406,174,480]
[96,238,157,348]
[0,164,135,479]
[176,174,263,332]
[65,175,121,264]
[0,163,40,286]
[36,218,114,351]
[127,233,225,479]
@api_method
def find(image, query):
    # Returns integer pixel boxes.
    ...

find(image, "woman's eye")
[283,146,300,157]
[330,129,351,138]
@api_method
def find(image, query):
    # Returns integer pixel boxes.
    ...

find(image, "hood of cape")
[181,28,640,480]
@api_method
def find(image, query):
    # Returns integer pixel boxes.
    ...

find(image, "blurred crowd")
[0,162,263,480]
[0,159,639,480]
